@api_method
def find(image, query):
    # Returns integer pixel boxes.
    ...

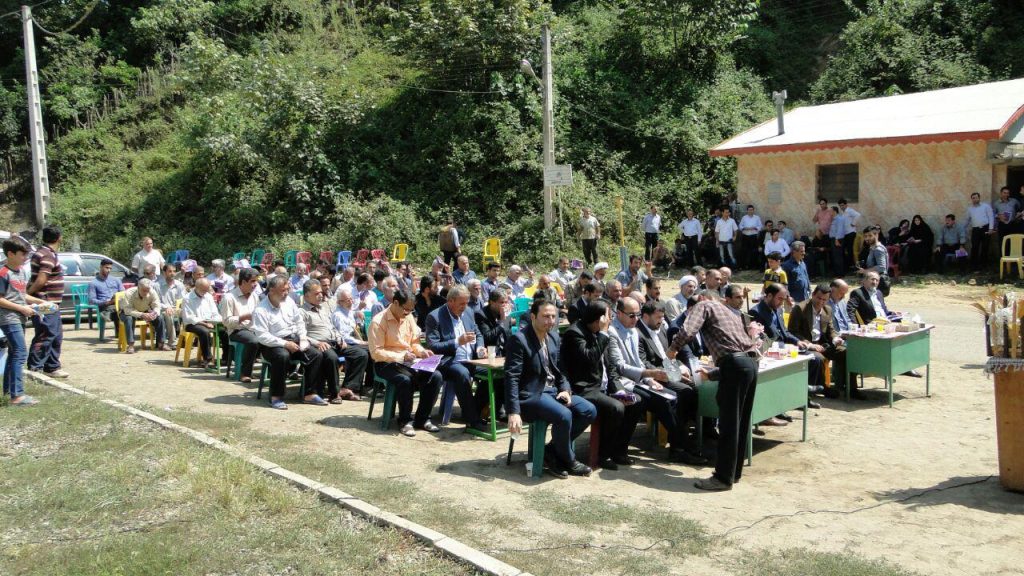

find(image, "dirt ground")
[35,279,1024,575]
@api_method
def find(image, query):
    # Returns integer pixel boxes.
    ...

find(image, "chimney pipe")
[772,90,788,135]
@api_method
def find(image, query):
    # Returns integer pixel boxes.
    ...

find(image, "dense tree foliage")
[0,0,1020,265]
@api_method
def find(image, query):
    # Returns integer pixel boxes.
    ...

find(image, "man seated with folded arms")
[157,263,186,347]
[506,299,597,478]
[425,284,490,433]
[568,282,600,323]
[562,299,643,471]
[414,275,444,331]
[788,283,847,397]
[181,278,223,369]
[331,286,375,396]
[476,287,510,356]
[369,288,443,437]
[206,259,235,294]
[119,278,168,354]
[452,255,477,285]
[636,299,707,464]
[219,267,261,382]
[251,276,328,409]
[301,280,370,404]
[88,258,125,334]
[750,282,826,408]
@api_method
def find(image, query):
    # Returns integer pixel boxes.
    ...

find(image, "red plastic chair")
[318,250,334,266]
[259,252,275,273]
[296,251,312,267]
[887,245,901,281]
[370,249,386,263]
[352,249,370,267]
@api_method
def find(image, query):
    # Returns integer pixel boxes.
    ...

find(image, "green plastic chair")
[250,249,266,267]
[70,284,100,332]
[284,250,299,268]
[366,374,398,429]
[506,420,547,479]
[232,251,247,263]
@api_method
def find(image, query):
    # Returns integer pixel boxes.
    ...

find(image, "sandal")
[12,396,39,407]
[303,395,329,406]
[329,397,343,405]
[240,376,252,383]
[270,399,288,410]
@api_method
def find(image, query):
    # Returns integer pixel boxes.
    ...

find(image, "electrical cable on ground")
[485,475,996,555]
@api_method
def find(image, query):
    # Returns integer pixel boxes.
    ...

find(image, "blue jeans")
[2,323,28,399]
[29,310,63,372]
[519,388,596,467]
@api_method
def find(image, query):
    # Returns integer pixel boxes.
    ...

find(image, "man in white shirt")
[549,257,576,287]
[714,207,739,268]
[579,207,601,266]
[206,259,235,294]
[332,286,375,396]
[253,276,327,410]
[838,198,861,271]
[738,205,763,271]
[130,236,166,277]
[157,263,186,348]
[219,267,261,382]
[677,209,703,268]
[965,191,996,271]
[763,229,791,260]
[641,205,662,261]
[182,278,223,369]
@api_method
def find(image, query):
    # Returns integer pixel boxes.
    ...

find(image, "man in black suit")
[475,288,509,356]
[562,300,644,470]
[425,284,489,433]
[506,299,597,478]
[847,271,894,324]
[636,300,707,464]
[568,282,599,323]
[750,282,826,406]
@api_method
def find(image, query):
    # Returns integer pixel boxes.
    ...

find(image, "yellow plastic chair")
[482,237,501,268]
[523,285,537,298]
[852,232,864,265]
[390,243,409,263]
[115,291,152,352]
[173,298,201,368]
[782,311,790,327]
[549,281,564,298]
[1000,234,1024,279]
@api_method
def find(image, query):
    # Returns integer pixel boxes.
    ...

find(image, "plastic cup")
[524,462,533,477]
[487,345,497,359]
[789,347,798,358]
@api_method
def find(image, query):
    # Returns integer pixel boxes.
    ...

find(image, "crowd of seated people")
[70,217,944,484]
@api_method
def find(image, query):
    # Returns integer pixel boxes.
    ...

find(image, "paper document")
[409,355,444,373]
[634,381,678,401]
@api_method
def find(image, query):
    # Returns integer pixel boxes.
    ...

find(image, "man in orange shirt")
[369,289,443,437]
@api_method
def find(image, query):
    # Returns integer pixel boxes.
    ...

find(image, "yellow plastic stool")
[175,331,201,367]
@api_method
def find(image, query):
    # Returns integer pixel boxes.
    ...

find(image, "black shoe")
[567,461,592,477]
[694,475,732,491]
[543,451,566,476]
[466,421,489,433]
[612,454,635,466]
[599,457,619,470]
[670,449,709,466]
[902,369,923,378]
[546,466,568,479]
[752,427,766,437]
[778,413,794,422]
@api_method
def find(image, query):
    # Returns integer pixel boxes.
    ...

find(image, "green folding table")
[696,355,811,465]
[843,325,932,407]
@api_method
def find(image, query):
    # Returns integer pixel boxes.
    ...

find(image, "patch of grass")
[740,548,917,576]
[0,389,473,575]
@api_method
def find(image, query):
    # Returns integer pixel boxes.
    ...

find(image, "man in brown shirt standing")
[667,292,764,491]
[27,225,68,378]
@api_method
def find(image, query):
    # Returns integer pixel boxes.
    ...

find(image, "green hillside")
[1,0,1022,265]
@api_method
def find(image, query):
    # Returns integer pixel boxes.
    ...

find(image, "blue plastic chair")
[509,310,530,334]
[336,250,352,270]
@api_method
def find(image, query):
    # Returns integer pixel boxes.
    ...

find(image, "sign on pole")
[543,164,573,187]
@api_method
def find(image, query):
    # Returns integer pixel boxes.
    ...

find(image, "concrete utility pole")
[22,5,50,227]
[541,24,555,231]
[772,89,787,136]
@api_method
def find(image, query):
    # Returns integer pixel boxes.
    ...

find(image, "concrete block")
[376,511,446,544]
[434,537,522,576]
[266,467,324,491]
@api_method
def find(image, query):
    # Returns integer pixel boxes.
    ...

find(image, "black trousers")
[644,233,659,261]
[582,238,599,266]
[636,380,699,451]
[185,324,213,361]
[377,362,443,426]
[740,234,759,269]
[577,388,643,460]
[260,344,323,399]
[320,343,370,398]
[227,329,260,379]
[683,235,700,267]
[842,232,857,271]
[969,226,989,270]
[714,354,759,486]
[442,251,457,266]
